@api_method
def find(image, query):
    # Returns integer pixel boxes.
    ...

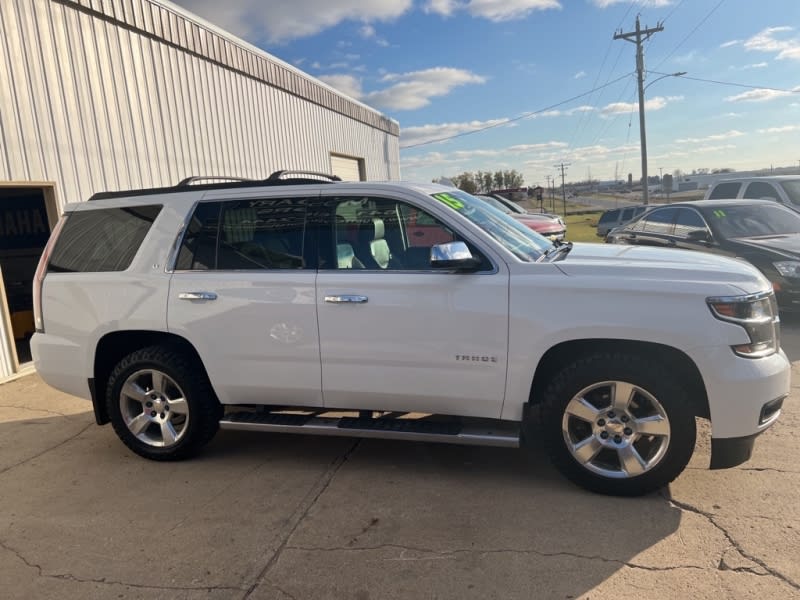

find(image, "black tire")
[106,345,220,461]
[537,352,696,496]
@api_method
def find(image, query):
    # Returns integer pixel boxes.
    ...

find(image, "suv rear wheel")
[106,345,220,460]
[538,352,696,496]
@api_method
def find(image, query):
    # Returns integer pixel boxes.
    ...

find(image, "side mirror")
[430,241,481,270]
[687,230,711,243]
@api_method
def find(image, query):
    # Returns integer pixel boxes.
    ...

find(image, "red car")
[477,195,566,241]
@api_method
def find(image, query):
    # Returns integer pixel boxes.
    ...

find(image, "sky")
[170,0,800,186]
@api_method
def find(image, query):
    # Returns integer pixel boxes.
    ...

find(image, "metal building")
[0,0,401,378]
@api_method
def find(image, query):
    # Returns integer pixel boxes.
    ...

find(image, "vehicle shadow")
[779,311,800,362]
[0,411,685,599]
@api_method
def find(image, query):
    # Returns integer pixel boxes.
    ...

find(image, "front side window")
[598,209,619,224]
[780,180,800,205]
[175,198,309,271]
[317,196,489,271]
[673,208,708,238]
[49,205,162,272]
[743,182,780,201]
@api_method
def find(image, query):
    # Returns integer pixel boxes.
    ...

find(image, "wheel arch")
[528,339,709,419]
[91,330,209,425]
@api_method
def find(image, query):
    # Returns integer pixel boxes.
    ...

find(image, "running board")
[219,412,520,448]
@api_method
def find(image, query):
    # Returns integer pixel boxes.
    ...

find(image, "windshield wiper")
[537,241,573,263]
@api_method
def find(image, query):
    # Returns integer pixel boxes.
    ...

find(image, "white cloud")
[359,24,390,46]
[401,119,511,146]
[367,68,486,110]
[757,125,800,134]
[601,95,683,115]
[317,74,363,99]
[173,0,412,43]
[720,40,741,48]
[323,68,488,114]
[743,62,769,69]
[743,26,800,61]
[591,0,671,7]
[574,70,587,79]
[725,88,797,102]
[675,130,745,144]
[425,0,561,22]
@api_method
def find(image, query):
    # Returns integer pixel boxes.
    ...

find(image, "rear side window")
[621,208,634,221]
[175,198,310,271]
[48,205,161,272]
[641,207,678,234]
[708,182,741,199]
[598,209,619,224]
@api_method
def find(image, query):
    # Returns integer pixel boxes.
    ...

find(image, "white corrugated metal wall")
[0,0,400,377]
[0,0,400,208]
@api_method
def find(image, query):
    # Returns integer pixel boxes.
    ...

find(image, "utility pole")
[615,16,664,204]
[554,162,570,215]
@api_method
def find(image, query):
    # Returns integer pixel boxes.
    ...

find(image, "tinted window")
[49,205,161,272]
[175,198,308,271]
[673,208,708,238]
[598,209,619,224]
[743,182,780,201]
[780,180,800,205]
[706,204,800,238]
[641,208,677,234]
[621,208,634,221]
[708,182,741,199]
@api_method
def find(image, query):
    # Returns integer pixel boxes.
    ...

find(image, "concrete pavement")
[1,334,799,599]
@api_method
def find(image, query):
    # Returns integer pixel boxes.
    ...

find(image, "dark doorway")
[0,187,53,365]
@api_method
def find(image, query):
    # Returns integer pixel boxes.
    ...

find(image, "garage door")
[330,155,363,181]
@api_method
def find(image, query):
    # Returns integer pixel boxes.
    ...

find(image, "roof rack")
[88,170,341,201]
[176,175,254,186]
[267,170,342,182]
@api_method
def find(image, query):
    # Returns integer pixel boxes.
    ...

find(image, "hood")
[552,243,770,295]
[727,233,800,259]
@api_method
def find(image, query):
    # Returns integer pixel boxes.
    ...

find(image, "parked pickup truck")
[32,172,789,496]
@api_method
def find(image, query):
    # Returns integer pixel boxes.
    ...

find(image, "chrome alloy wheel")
[561,381,671,479]
[119,369,190,448]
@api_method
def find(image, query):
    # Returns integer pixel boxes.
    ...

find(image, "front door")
[167,192,322,406]
[314,194,509,418]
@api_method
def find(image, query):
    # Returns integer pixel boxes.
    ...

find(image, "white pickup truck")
[31,172,789,496]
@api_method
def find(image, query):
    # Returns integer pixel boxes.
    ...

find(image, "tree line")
[442,170,525,195]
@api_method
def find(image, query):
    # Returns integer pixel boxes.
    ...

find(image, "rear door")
[627,207,679,247]
[167,190,322,406]
[314,192,510,418]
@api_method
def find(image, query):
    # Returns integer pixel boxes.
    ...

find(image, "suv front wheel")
[106,345,220,460]
[539,352,696,496]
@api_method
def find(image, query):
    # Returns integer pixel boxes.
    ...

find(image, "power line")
[652,0,727,71]
[399,72,634,150]
[649,71,800,93]
[661,0,686,24]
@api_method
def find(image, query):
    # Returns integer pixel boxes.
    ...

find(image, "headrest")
[372,218,384,240]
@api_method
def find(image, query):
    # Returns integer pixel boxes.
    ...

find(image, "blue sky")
[172,0,800,186]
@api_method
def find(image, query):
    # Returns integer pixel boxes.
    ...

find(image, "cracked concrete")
[2,327,800,599]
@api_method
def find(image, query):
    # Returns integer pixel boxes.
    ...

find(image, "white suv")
[705,175,800,208]
[32,172,789,496]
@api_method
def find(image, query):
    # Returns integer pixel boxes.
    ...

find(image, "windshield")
[478,195,513,214]
[780,180,800,206]
[707,204,800,238]
[430,190,552,261]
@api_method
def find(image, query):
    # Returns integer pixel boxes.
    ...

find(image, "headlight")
[707,291,779,358]
[773,261,800,278]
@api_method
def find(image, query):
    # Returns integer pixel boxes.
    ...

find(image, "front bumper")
[710,394,785,468]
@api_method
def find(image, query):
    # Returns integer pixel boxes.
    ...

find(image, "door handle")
[324,295,368,304]
[178,291,217,301]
